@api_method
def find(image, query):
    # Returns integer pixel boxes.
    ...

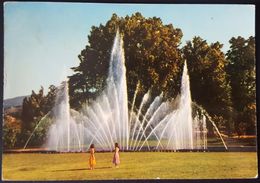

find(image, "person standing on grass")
[89,144,96,170]
[112,142,120,168]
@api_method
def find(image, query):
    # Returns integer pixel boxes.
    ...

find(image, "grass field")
[2,152,258,180]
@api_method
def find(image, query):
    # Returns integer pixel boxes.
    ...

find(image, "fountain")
[44,30,208,152]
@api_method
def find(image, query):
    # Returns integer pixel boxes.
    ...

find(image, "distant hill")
[3,96,28,109]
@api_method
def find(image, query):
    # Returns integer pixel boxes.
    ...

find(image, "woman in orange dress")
[112,143,120,168]
[89,144,96,170]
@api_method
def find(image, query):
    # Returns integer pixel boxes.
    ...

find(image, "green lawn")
[2,152,257,180]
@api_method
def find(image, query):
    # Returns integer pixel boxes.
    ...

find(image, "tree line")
[3,13,255,149]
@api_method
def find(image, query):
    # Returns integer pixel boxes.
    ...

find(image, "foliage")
[226,36,256,135]
[68,13,183,108]
[182,37,233,134]
[19,85,57,147]
[2,115,21,149]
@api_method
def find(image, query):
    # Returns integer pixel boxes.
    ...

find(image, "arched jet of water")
[155,110,177,149]
[102,94,118,146]
[133,116,151,151]
[24,111,51,149]
[134,121,164,151]
[128,81,140,149]
[83,116,108,148]
[135,101,167,150]
[71,120,82,151]
[87,108,112,150]
[128,106,151,150]
[138,114,171,151]
[94,102,114,150]
[129,90,150,149]
[129,81,140,125]
[87,127,106,151]
[166,116,180,149]
[207,113,227,150]
[194,103,227,150]
[132,94,162,150]
[130,105,165,151]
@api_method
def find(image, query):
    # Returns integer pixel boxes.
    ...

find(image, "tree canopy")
[68,13,184,109]
[19,85,57,147]
[226,36,256,135]
[183,37,233,134]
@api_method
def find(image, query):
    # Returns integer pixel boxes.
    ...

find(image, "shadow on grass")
[19,167,36,171]
[50,167,112,172]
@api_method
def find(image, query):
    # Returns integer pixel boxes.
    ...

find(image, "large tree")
[183,37,233,134]
[226,36,256,135]
[68,13,184,109]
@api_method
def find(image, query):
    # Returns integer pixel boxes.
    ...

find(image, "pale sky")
[4,2,255,99]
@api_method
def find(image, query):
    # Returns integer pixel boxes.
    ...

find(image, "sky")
[4,2,255,99]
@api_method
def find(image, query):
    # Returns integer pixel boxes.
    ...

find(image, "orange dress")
[89,148,96,167]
